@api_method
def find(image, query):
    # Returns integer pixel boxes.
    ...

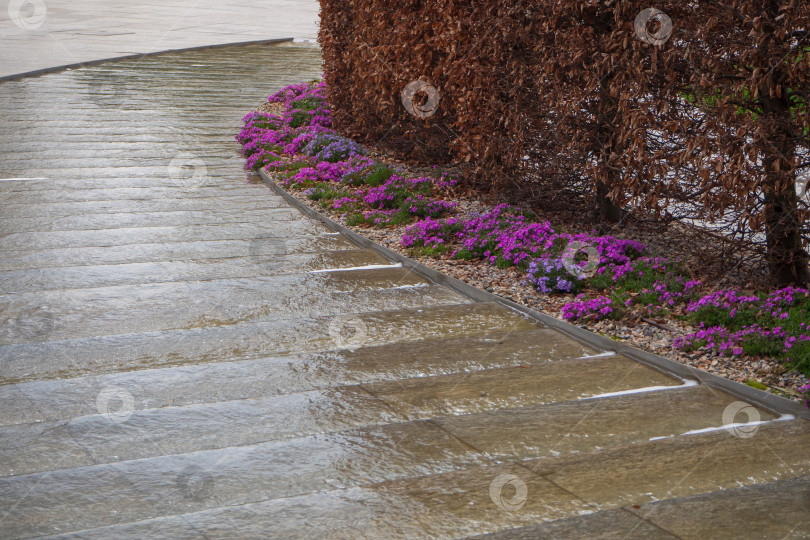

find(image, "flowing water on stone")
[0,44,808,539]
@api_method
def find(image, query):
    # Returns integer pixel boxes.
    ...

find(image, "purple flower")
[561,295,615,322]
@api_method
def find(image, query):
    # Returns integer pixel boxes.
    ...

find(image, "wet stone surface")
[1,44,808,539]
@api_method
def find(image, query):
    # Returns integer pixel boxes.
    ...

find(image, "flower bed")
[237,81,458,229]
[237,81,810,397]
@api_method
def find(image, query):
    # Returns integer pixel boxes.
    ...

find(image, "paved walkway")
[0,42,809,540]
[0,0,319,79]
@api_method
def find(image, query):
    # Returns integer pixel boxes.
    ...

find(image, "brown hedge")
[318,0,810,285]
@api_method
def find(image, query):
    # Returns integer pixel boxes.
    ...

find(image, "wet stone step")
[472,474,810,539]
[5,126,241,137]
[0,138,230,153]
[359,462,591,538]
[0,328,588,426]
[0,252,395,293]
[0,194,288,218]
[436,385,778,461]
[521,419,810,511]
[0,173,247,188]
[0,175,258,193]
[0,96,238,105]
[0,117,240,129]
[0,420,491,539]
[1,134,239,148]
[0,150,241,166]
[3,84,263,97]
[4,125,231,138]
[0,126,237,139]
[6,100,250,111]
[1,117,236,129]
[2,150,242,163]
[363,354,682,419]
[0,242,381,276]
[125,463,588,540]
[11,98,245,109]
[0,132,234,147]
[0,138,234,153]
[18,44,320,74]
[470,506,677,539]
[0,220,332,252]
[3,90,263,103]
[2,102,248,114]
[5,129,241,140]
[0,147,243,161]
[0,207,306,235]
[4,157,250,169]
[0,270,460,344]
[0,302,533,385]
[0,90,258,103]
[217,421,808,540]
[0,386,406,477]
[0,135,230,147]
[0,117,192,127]
[41,428,810,540]
[625,473,810,539]
[0,163,254,179]
[0,128,233,140]
[0,360,687,478]
[0,184,274,205]
[0,157,248,171]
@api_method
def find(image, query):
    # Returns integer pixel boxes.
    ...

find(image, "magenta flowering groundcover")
[237,80,810,384]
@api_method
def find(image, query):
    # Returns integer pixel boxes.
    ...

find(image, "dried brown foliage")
[318,0,810,286]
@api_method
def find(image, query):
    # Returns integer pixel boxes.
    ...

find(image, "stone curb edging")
[258,169,810,421]
[0,38,296,83]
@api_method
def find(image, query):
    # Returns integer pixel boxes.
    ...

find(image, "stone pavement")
[0,40,809,540]
[0,0,319,79]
